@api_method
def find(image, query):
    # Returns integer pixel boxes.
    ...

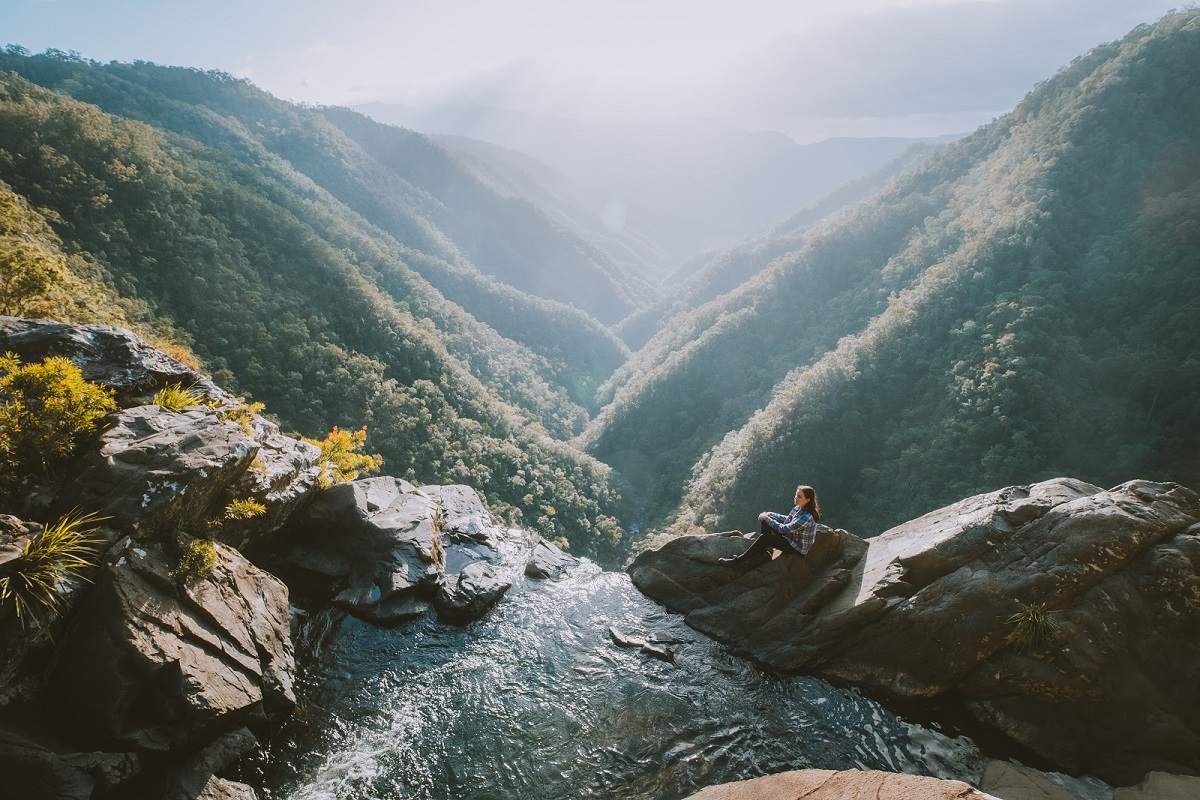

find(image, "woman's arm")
[775,513,818,554]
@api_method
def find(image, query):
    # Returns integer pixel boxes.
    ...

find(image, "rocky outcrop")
[48,537,295,752]
[630,479,1200,783]
[287,478,515,625]
[682,769,996,799]
[0,319,551,798]
[46,402,319,551]
[0,316,198,404]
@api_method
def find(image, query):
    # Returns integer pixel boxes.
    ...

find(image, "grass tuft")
[152,382,208,410]
[219,400,265,436]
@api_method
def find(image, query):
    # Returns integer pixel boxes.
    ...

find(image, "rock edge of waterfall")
[630,477,1200,785]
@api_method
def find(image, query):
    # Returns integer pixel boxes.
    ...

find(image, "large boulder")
[288,477,444,616]
[682,769,996,799]
[630,479,1200,783]
[286,479,517,625]
[524,535,578,580]
[47,537,295,752]
[433,561,511,624]
[47,402,319,550]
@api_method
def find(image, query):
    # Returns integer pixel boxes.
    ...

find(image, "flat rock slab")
[683,769,996,799]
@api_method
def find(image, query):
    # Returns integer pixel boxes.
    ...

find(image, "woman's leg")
[721,524,792,563]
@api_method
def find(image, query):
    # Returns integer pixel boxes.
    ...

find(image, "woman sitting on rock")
[720,484,820,564]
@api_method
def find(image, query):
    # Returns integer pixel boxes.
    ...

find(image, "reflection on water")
[255,541,986,800]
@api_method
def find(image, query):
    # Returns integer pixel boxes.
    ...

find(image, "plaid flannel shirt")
[764,507,818,554]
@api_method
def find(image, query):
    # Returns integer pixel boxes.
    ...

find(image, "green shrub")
[173,537,218,581]
[303,425,383,488]
[219,399,265,435]
[0,510,104,628]
[152,382,208,410]
[1005,602,1061,653]
[224,498,266,519]
[0,353,116,478]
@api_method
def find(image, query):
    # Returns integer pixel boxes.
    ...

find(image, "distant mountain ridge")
[356,100,955,264]
[431,134,669,285]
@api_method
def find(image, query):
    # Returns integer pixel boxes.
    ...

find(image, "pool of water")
[251,536,988,799]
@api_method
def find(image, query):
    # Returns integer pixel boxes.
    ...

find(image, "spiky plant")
[152,382,208,410]
[0,510,104,628]
[1005,601,1061,653]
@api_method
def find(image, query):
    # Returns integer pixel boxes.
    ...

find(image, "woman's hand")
[758,511,769,521]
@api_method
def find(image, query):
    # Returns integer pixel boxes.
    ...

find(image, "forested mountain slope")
[0,54,627,556]
[318,107,654,326]
[585,12,1200,536]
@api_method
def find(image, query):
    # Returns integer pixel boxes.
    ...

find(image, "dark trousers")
[728,520,800,563]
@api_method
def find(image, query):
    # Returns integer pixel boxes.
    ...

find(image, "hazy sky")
[6,0,1184,141]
